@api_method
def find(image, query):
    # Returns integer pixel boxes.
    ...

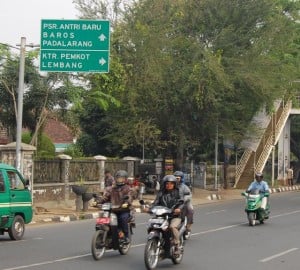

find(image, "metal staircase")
[234,100,292,189]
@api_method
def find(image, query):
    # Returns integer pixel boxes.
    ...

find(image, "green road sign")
[40,19,110,72]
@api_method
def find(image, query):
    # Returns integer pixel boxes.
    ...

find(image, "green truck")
[0,163,33,240]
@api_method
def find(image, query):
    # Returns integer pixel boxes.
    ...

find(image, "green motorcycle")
[241,189,270,226]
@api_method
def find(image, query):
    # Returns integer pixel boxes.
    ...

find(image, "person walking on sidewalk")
[286,167,294,186]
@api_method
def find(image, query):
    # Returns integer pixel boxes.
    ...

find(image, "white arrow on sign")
[99,58,106,65]
[98,34,107,42]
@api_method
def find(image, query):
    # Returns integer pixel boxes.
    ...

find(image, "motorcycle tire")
[118,230,131,255]
[91,230,106,260]
[247,212,256,226]
[144,238,159,270]
[171,239,184,265]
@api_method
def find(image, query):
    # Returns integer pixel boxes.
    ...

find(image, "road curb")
[31,186,300,224]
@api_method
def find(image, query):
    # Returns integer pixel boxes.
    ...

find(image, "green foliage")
[21,132,55,158]
[63,144,84,158]
[21,132,31,144]
[37,134,56,158]
[70,0,300,166]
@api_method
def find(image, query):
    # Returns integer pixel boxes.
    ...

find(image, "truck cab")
[0,163,33,240]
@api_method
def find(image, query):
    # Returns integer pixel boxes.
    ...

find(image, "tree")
[0,46,83,149]
[71,0,300,167]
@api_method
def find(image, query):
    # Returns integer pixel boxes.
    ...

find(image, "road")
[1,191,300,270]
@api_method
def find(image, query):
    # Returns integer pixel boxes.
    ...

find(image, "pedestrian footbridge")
[234,100,300,189]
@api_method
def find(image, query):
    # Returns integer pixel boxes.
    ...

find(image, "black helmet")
[115,170,128,186]
[162,175,177,188]
[174,171,184,182]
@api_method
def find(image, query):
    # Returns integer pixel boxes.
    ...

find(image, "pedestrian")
[104,169,114,188]
[286,167,294,186]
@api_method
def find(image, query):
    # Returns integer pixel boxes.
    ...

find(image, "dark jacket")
[152,188,184,217]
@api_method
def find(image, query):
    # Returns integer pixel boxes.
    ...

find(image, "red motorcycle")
[91,195,135,260]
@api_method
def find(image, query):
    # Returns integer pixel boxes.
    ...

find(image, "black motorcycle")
[91,195,135,260]
[140,200,187,270]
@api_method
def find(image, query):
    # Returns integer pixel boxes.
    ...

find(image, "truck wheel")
[8,215,25,240]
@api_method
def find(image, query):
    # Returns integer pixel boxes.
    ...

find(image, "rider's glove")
[121,203,129,208]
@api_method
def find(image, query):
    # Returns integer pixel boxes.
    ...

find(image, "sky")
[0,0,78,47]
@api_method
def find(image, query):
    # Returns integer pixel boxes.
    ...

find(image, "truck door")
[5,170,32,222]
[0,170,10,221]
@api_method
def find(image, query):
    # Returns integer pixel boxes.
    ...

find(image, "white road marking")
[205,210,227,215]
[260,248,299,262]
[3,208,300,270]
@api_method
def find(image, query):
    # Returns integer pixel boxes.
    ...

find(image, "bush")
[22,132,55,158]
[63,144,84,158]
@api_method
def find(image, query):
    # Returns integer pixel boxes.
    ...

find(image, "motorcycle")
[241,189,270,226]
[91,194,135,260]
[140,200,187,270]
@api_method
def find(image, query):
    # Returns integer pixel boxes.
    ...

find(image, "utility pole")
[16,38,39,173]
[16,37,26,172]
[214,124,218,190]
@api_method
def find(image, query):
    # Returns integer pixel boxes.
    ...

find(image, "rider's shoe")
[174,244,181,255]
[186,223,192,232]
[123,237,130,244]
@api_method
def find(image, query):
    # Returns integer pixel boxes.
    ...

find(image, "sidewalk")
[30,186,300,225]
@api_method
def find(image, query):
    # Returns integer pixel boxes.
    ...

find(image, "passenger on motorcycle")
[173,171,194,233]
[99,170,134,243]
[246,172,270,215]
[150,175,184,254]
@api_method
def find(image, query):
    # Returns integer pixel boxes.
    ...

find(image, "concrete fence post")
[58,154,72,202]
[94,155,107,192]
[123,156,140,178]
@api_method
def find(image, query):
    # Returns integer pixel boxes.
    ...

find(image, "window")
[7,171,25,190]
[0,172,4,192]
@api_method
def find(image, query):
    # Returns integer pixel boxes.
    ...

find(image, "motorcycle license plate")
[149,218,164,224]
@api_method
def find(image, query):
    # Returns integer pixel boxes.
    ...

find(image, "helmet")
[162,175,177,189]
[115,170,128,186]
[255,172,263,180]
[174,171,184,182]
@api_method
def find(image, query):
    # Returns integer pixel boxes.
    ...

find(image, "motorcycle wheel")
[247,212,256,226]
[118,231,131,255]
[91,230,106,260]
[171,239,184,265]
[144,239,159,270]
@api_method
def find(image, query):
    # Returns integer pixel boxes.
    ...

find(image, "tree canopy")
[1,0,299,167]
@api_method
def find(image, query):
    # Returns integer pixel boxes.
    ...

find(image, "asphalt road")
[1,191,300,270]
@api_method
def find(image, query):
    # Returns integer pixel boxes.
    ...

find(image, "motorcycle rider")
[149,175,184,254]
[99,170,134,243]
[173,171,194,233]
[246,172,270,216]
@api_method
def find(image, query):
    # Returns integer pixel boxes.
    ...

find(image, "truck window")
[0,172,4,192]
[7,171,25,190]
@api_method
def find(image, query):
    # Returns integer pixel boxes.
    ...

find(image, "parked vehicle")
[91,195,135,260]
[0,163,33,240]
[241,189,270,226]
[140,200,187,270]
